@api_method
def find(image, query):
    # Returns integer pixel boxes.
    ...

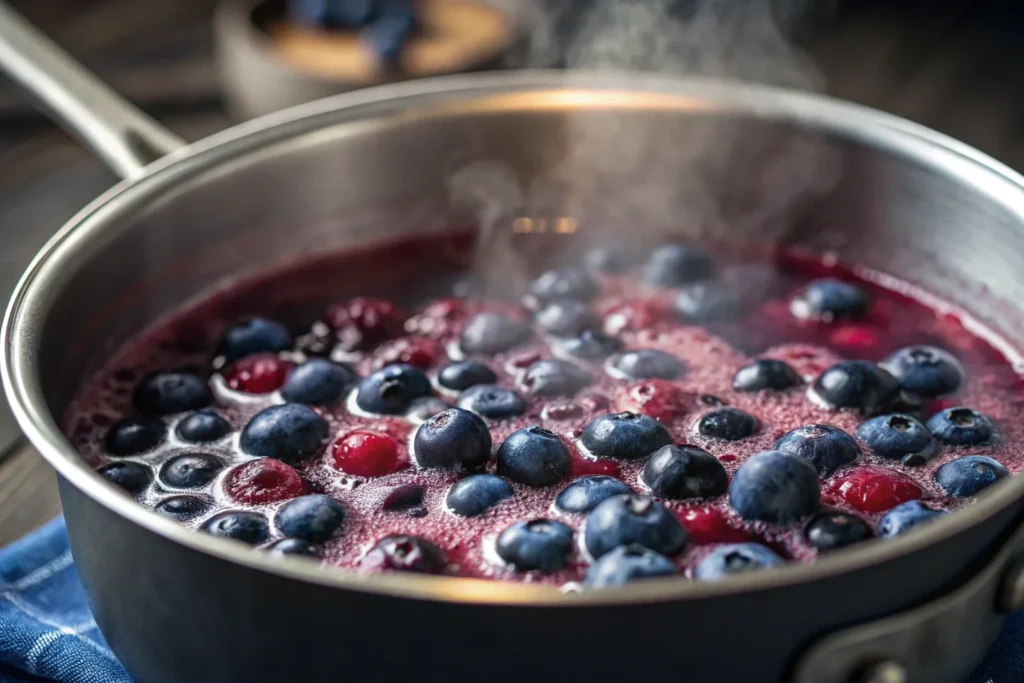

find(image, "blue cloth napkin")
[0,517,1020,682]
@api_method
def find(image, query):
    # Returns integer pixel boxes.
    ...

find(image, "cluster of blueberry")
[288,0,418,62]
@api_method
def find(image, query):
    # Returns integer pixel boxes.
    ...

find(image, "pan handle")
[0,2,186,179]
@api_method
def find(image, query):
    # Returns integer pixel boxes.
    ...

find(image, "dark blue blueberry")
[530,267,599,303]
[732,359,802,392]
[459,313,533,356]
[556,476,632,513]
[160,453,224,489]
[175,410,231,443]
[535,301,599,337]
[878,501,946,537]
[557,330,621,360]
[693,543,783,581]
[98,461,152,495]
[811,360,901,416]
[446,474,513,517]
[496,519,574,572]
[133,372,212,415]
[696,407,758,441]
[774,424,861,476]
[105,415,165,456]
[201,510,270,545]
[584,544,677,588]
[217,317,292,364]
[642,242,716,287]
[414,408,492,469]
[280,359,357,405]
[497,426,571,487]
[275,494,346,542]
[880,345,964,398]
[856,414,937,466]
[355,363,433,415]
[641,445,728,500]
[790,278,870,322]
[584,494,687,559]
[457,384,527,419]
[438,361,496,391]
[728,450,821,523]
[927,407,995,446]
[579,412,673,460]
[366,534,448,573]
[404,396,449,423]
[267,538,319,557]
[674,280,744,323]
[155,495,210,521]
[289,0,373,27]
[362,3,417,63]
[584,244,643,274]
[805,511,873,552]
[935,456,1009,497]
[520,359,592,398]
[239,403,329,463]
[610,349,684,380]
[382,483,425,511]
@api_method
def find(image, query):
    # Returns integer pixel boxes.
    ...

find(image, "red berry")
[331,430,408,477]
[508,351,542,370]
[224,459,305,504]
[678,505,754,545]
[371,337,442,371]
[830,325,879,353]
[570,456,621,478]
[327,298,406,352]
[613,379,691,423]
[223,353,294,393]
[601,298,668,335]
[827,467,922,514]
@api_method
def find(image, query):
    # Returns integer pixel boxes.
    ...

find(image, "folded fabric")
[0,517,1019,682]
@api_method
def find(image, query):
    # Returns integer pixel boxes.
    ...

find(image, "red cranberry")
[570,456,621,478]
[679,505,754,545]
[224,459,305,504]
[601,298,668,335]
[827,467,923,514]
[327,298,406,352]
[223,353,294,393]
[614,379,691,423]
[371,337,442,371]
[331,430,408,477]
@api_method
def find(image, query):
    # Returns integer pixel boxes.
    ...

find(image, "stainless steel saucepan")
[2,3,1024,682]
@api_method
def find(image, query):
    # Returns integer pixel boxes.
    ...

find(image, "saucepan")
[2,3,1024,682]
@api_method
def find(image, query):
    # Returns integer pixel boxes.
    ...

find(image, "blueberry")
[530,267,599,303]
[674,280,744,323]
[535,301,599,337]
[267,538,319,557]
[457,384,527,419]
[98,461,151,495]
[414,408,492,469]
[584,544,677,587]
[160,453,224,489]
[580,412,673,460]
[774,424,861,476]
[105,415,165,456]
[805,511,874,552]
[201,511,270,545]
[275,494,345,542]
[217,317,292,364]
[175,410,231,443]
[584,244,642,274]
[880,345,964,398]
[520,359,592,397]
[280,359,357,405]
[556,476,632,513]
[460,313,533,356]
[728,450,821,523]
[642,243,716,287]
[584,494,687,559]
[497,426,571,487]
[446,474,513,516]
[790,278,870,322]
[355,363,433,415]
[878,500,946,537]
[133,371,212,415]
[362,7,417,63]
[496,519,574,572]
[811,360,901,415]
[696,408,758,441]
[365,535,448,573]
[856,414,937,466]
[609,349,685,380]
[693,543,783,581]
[557,330,621,360]
[382,484,425,511]
[155,495,210,521]
[289,0,373,27]
[935,455,1009,497]
[438,361,496,391]
[641,445,728,500]
[239,403,329,463]
[927,407,995,446]
[733,359,802,392]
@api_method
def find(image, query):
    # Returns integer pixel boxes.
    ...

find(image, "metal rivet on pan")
[853,660,907,683]
[998,560,1024,614]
